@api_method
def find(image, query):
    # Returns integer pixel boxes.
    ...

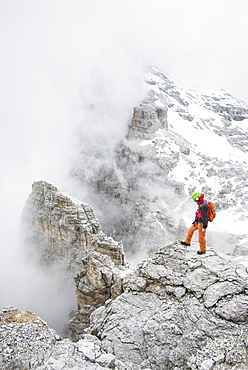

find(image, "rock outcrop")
[131,106,168,134]
[21,181,125,273]
[0,307,119,370]
[69,251,125,341]
[86,241,248,369]
[21,181,126,340]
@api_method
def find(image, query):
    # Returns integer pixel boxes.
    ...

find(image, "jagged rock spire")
[21,180,125,272]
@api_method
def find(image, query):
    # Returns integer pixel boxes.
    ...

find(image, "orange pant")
[184,222,206,252]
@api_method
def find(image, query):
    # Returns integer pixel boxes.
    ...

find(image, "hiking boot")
[197,251,206,255]
[181,241,190,246]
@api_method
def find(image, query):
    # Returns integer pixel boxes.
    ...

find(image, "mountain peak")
[71,66,248,260]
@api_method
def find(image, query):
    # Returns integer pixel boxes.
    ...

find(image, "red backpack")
[207,201,216,222]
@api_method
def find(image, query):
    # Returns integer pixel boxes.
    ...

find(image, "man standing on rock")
[181,192,208,255]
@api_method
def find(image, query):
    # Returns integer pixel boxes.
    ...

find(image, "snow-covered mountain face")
[73,66,248,264]
[143,68,248,251]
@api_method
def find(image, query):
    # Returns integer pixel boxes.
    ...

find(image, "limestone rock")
[86,242,248,369]
[69,251,124,340]
[75,252,123,308]
[130,105,168,134]
[0,307,120,370]
[3,240,248,369]
[67,306,95,342]
[21,180,125,273]
[21,181,127,341]
[0,307,61,369]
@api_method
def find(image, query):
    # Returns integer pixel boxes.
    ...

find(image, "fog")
[1,0,248,332]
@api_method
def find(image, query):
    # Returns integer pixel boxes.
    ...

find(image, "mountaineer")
[181,192,209,255]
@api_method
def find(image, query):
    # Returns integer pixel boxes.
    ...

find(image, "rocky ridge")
[2,240,248,369]
[87,241,248,369]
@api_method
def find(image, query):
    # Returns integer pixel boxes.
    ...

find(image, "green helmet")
[192,192,201,200]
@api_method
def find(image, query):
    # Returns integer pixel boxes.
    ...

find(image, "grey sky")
[1,0,248,222]
[1,1,248,100]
